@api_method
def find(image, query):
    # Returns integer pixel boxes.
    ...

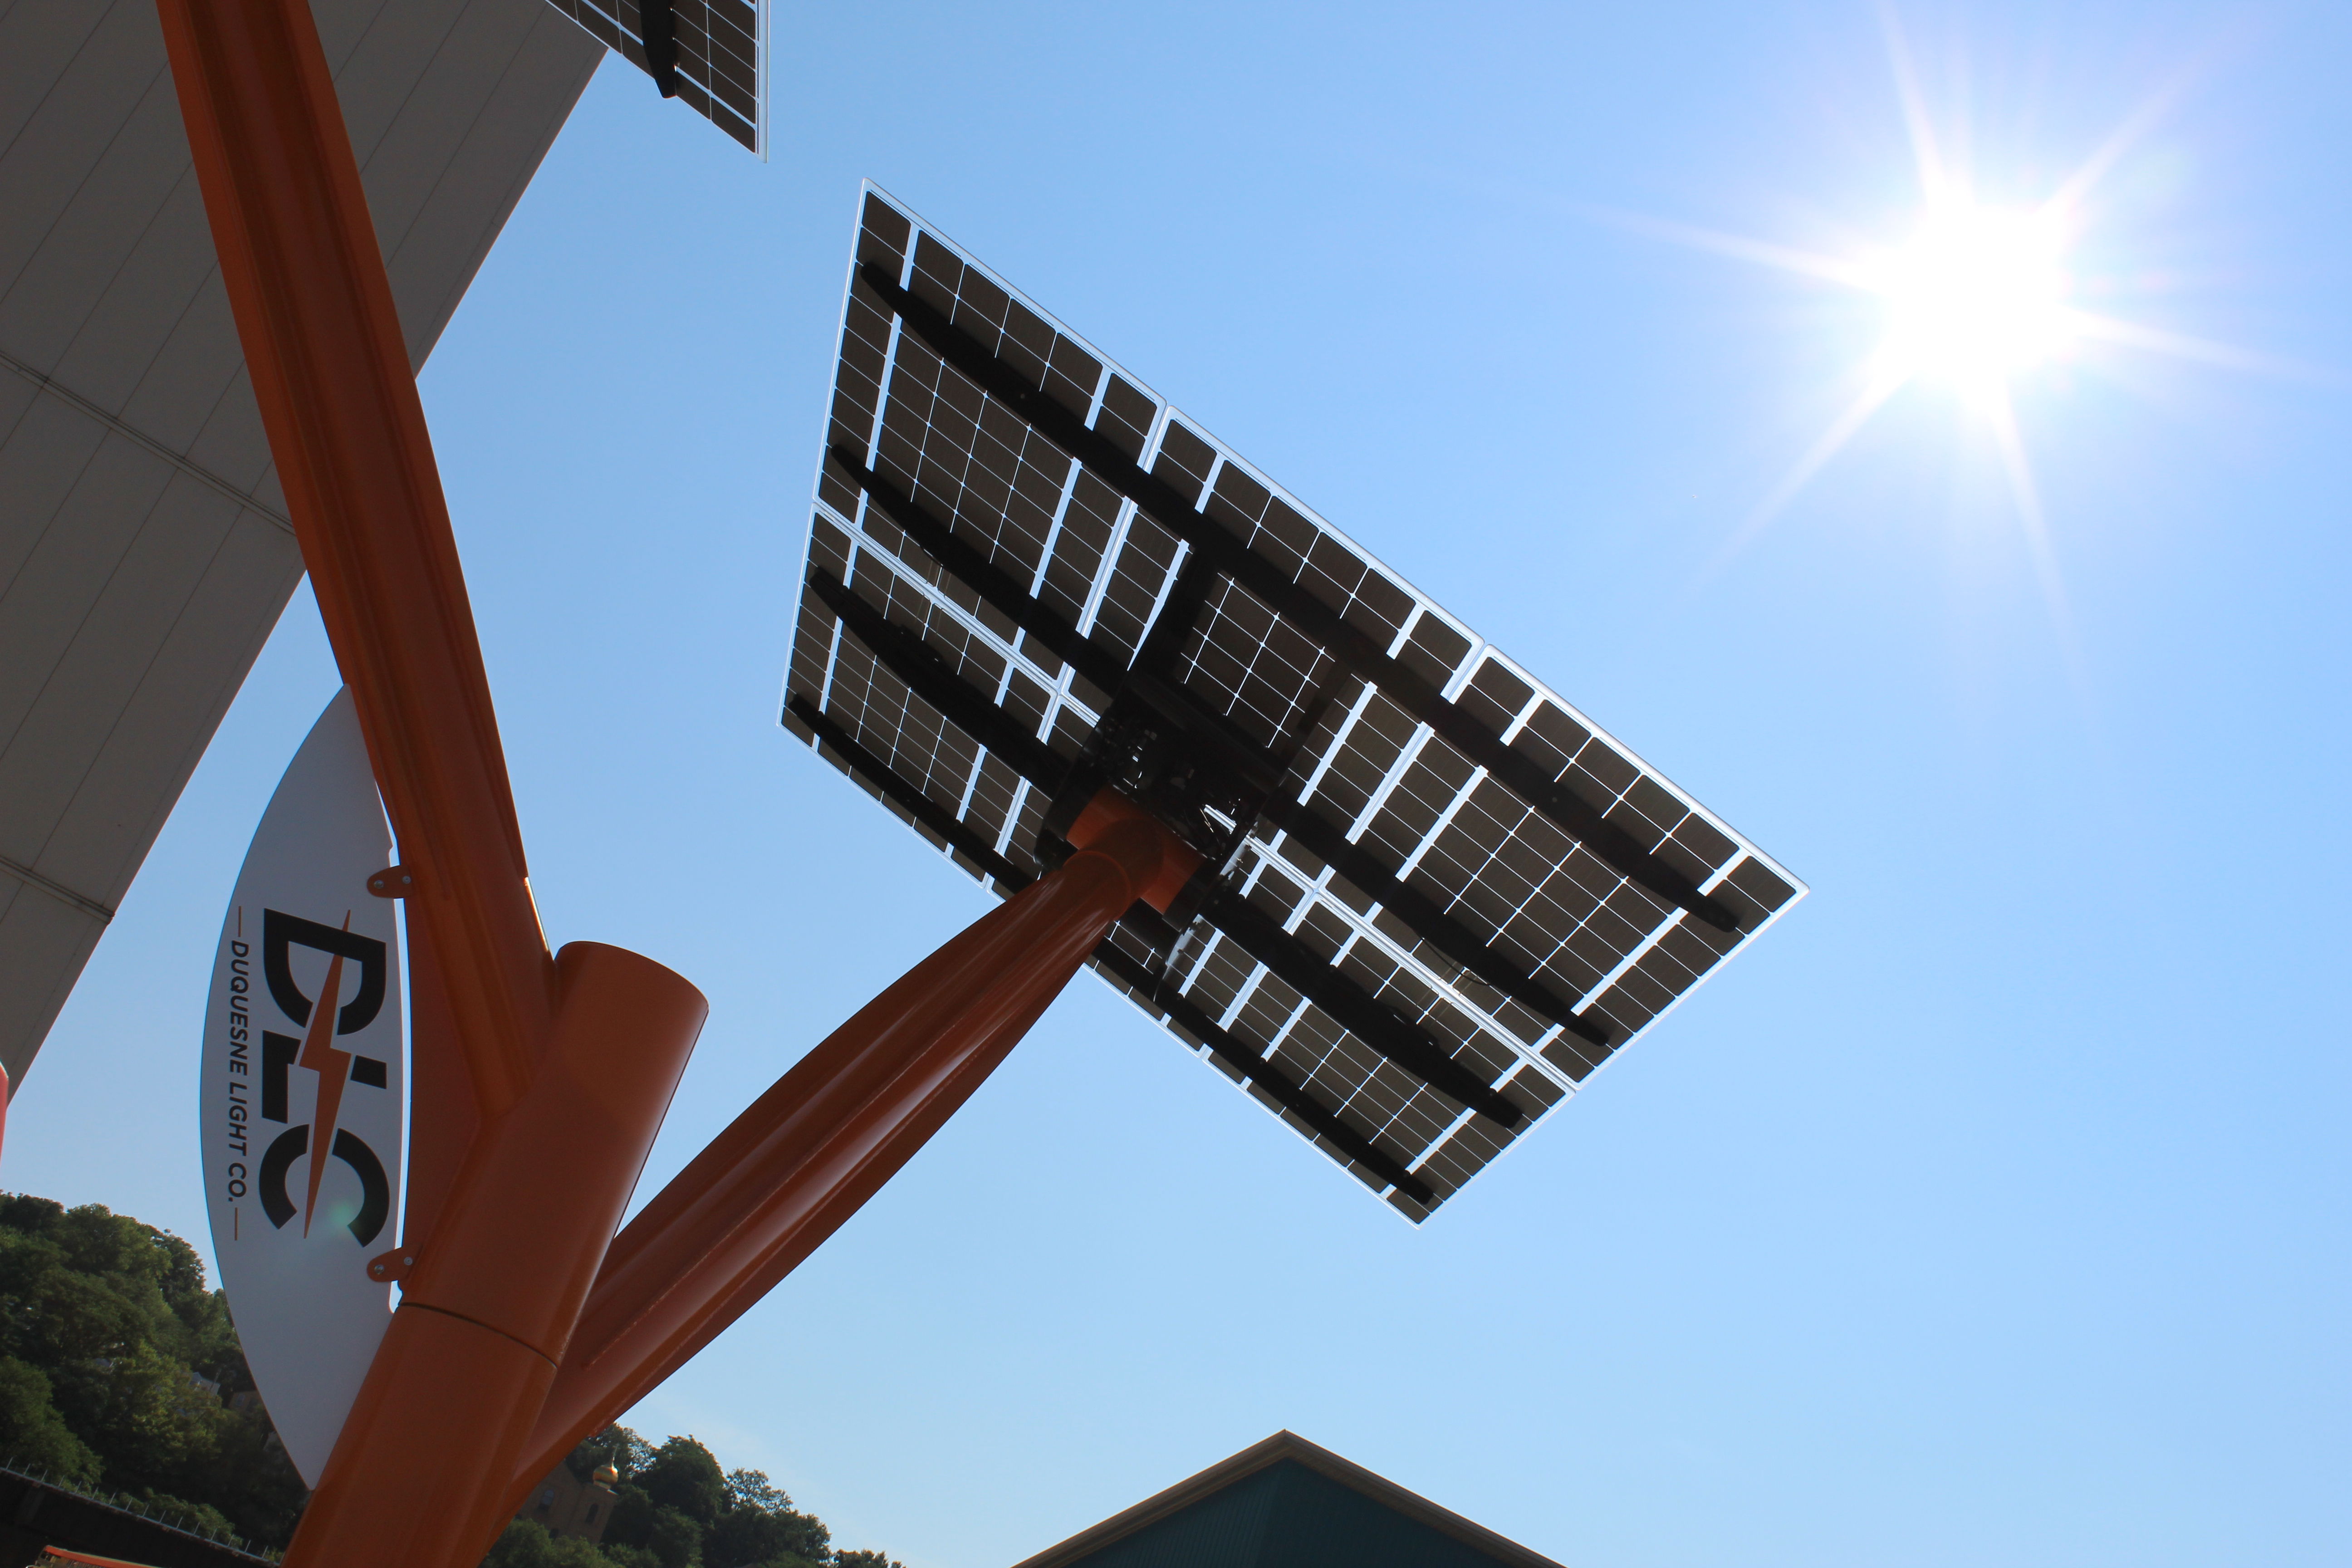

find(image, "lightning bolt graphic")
[296,913,357,1238]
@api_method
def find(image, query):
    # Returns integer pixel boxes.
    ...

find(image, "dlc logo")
[254,911,393,1245]
[201,691,404,1485]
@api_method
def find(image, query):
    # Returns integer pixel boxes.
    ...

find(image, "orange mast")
[154,3,1190,1558]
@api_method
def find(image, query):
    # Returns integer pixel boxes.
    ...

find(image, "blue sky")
[12,1,2352,1563]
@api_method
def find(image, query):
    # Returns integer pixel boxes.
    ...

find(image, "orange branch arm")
[505,797,1199,1497]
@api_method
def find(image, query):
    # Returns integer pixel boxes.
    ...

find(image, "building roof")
[0,0,600,1089]
[1009,1431,1567,1568]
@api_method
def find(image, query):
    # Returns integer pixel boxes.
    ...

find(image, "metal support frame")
[510,794,1199,1485]
[786,696,1437,1204]
[806,567,1529,1127]
[828,446,1613,1049]
[1192,892,1521,1123]
[853,265,1740,934]
[639,0,681,97]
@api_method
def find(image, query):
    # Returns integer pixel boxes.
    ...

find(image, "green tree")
[0,1195,910,1568]
[725,1468,789,1514]
[604,1483,705,1567]
[641,1436,727,1526]
[643,1505,704,1568]
[573,1427,867,1568]
[486,1518,637,1568]
[0,1194,307,1548]
[0,1356,99,1483]
[707,1503,829,1568]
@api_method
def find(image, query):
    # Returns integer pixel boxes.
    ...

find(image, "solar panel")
[540,0,763,152]
[782,185,1806,1221]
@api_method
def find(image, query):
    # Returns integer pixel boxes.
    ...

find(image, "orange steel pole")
[153,1,708,1565]
[158,0,1211,1557]
[288,942,705,1568]
[506,794,1199,1497]
[154,0,547,1119]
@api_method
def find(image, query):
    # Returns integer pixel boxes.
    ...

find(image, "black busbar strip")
[785,696,1433,1205]
[1202,891,1523,1128]
[786,693,1044,891]
[1260,804,1611,1050]
[826,447,1276,807]
[806,568,1064,785]
[1088,944,1437,1205]
[825,446,1129,693]
[828,446,1610,1047]
[808,565,1524,1127]
[857,262,1739,934]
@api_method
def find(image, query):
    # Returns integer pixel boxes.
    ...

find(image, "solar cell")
[539,0,762,151]
[784,185,1805,1220]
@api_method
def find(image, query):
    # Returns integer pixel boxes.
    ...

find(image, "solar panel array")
[784,186,1804,1221]
[540,0,761,151]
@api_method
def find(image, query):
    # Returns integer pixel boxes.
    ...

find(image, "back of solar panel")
[786,185,1804,1221]
[541,0,761,151]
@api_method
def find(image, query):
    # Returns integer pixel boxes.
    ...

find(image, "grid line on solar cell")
[804,503,1562,1091]
[784,186,1804,1221]
[1173,578,1345,753]
[1239,845,1555,1059]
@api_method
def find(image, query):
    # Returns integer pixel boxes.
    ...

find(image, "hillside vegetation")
[0,1191,306,1546]
[0,1195,903,1568]
[489,1425,903,1568]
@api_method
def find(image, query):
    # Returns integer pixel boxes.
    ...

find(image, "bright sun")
[1637,9,2259,596]
[1870,203,2072,393]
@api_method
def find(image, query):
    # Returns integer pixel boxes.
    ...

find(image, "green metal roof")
[1010,1432,1564,1568]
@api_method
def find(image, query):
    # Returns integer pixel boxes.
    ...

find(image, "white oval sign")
[201,688,403,1485]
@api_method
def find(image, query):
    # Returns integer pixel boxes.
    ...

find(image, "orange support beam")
[155,0,1208,1560]
[153,0,708,1563]
[154,0,548,1122]
[289,943,706,1567]
[507,794,1199,1498]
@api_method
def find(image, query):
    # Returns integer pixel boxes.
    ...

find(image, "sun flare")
[1612,4,2260,599]
[1870,203,2072,394]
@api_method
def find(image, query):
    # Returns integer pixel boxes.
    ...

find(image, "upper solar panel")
[541,0,762,152]
[784,185,1805,1221]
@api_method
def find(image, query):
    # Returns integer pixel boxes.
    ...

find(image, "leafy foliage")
[0,1193,308,1546]
[484,1518,634,1568]
[492,1426,901,1568]
[0,1194,905,1567]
